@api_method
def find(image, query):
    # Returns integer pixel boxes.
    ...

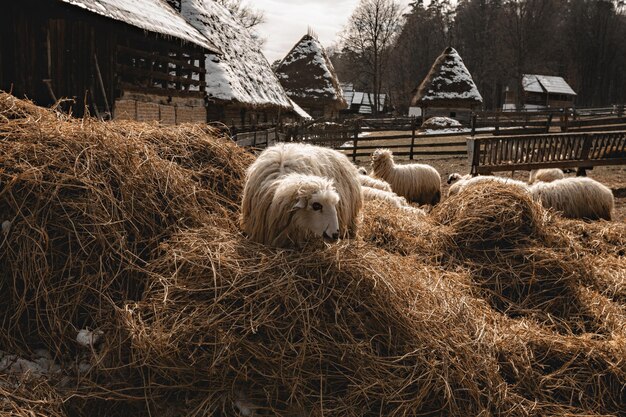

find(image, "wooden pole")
[410,117,416,160]
[352,122,359,162]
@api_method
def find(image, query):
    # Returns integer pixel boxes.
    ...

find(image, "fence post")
[252,125,257,147]
[471,113,477,137]
[561,111,569,132]
[352,121,360,162]
[495,112,500,135]
[545,113,553,133]
[410,117,416,160]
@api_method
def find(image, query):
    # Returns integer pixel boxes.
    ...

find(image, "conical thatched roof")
[275,34,346,108]
[411,47,483,108]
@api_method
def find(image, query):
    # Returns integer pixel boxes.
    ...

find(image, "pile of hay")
[1,93,624,416]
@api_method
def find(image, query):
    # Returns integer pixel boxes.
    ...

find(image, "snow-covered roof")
[59,0,217,52]
[289,98,313,120]
[412,47,483,108]
[523,74,576,96]
[275,34,347,108]
[179,0,292,108]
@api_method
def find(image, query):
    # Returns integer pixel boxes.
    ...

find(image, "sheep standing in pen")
[362,186,426,215]
[530,177,614,221]
[528,168,565,184]
[447,174,530,197]
[241,143,363,247]
[370,149,441,206]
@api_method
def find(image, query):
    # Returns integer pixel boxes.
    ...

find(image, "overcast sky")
[253,0,414,63]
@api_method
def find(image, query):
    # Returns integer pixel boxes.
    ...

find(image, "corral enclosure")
[0,93,625,416]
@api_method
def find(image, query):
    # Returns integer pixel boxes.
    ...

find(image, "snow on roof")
[523,74,576,96]
[59,0,217,52]
[275,34,347,107]
[412,47,483,108]
[289,98,313,120]
[179,0,292,108]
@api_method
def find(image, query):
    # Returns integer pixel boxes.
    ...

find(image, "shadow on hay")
[123,227,518,417]
[431,183,609,335]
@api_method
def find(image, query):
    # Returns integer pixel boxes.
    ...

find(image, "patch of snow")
[0,350,61,377]
[422,116,462,128]
[1,220,10,234]
[60,0,216,51]
[76,329,104,348]
[180,0,291,108]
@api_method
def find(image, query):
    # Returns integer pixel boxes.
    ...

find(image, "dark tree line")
[332,0,626,113]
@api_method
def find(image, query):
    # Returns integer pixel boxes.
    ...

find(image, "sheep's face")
[371,149,393,172]
[293,189,341,241]
[357,167,368,175]
[447,173,463,185]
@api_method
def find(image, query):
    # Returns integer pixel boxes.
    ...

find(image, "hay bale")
[433,182,545,251]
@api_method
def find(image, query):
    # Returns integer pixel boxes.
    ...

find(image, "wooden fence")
[467,130,626,175]
[231,106,626,162]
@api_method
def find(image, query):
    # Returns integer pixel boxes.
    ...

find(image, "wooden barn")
[170,0,293,129]
[503,74,577,111]
[275,33,347,119]
[0,0,218,123]
[411,47,483,124]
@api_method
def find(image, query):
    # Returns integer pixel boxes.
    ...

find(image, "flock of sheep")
[240,143,616,248]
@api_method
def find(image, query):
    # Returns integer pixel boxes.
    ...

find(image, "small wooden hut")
[411,47,483,123]
[172,0,293,129]
[504,74,576,110]
[275,34,347,119]
[0,0,218,122]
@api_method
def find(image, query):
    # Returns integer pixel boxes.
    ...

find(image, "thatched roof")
[59,0,217,52]
[275,34,347,108]
[178,0,292,109]
[411,47,483,108]
[289,98,313,120]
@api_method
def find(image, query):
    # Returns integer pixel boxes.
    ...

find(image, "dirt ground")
[352,131,626,222]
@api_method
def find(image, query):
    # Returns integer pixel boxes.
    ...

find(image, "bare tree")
[342,0,404,115]
[215,0,265,30]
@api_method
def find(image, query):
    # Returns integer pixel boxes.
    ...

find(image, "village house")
[341,83,387,115]
[275,33,347,119]
[0,0,217,123]
[411,47,483,124]
[503,74,577,111]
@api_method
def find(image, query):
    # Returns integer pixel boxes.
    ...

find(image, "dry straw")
[0,93,624,416]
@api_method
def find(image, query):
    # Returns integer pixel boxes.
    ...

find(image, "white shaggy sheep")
[528,168,565,184]
[446,172,471,185]
[359,174,393,192]
[448,175,530,197]
[362,186,426,215]
[241,143,363,247]
[370,149,441,206]
[530,177,614,221]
